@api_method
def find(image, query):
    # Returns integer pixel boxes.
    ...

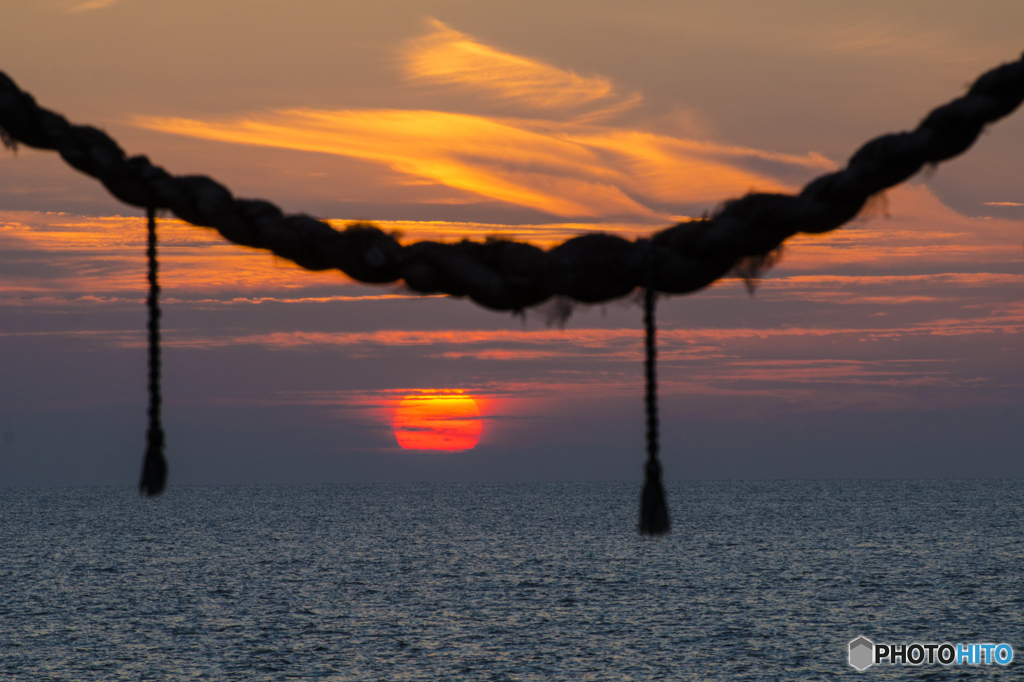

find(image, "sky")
[0,0,1022,486]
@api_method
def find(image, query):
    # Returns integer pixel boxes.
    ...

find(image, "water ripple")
[1,481,1021,680]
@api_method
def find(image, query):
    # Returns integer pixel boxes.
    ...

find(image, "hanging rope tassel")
[139,207,168,496]
[639,287,670,535]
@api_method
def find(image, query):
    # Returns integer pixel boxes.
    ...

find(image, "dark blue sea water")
[1,481,1021,680]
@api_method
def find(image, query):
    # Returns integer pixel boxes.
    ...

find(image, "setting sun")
[393,393,483,452]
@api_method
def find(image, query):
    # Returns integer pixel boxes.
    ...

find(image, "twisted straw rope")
[2,55,1023,310]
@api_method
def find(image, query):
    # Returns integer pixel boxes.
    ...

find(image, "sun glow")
[393,392,483,452]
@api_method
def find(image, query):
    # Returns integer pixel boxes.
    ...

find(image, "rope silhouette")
[139,207,167,496]
[640,288,669,535]
[2,54,1024,518]
[2,53,1023,309]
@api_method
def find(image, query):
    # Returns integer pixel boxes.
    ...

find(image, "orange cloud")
[0,211,346,295]
[403,20,618,113]
[134,21,833,221]
[136,109,832,220]
[68,0,122,12]
[6,186,1022,311]
[138,110,661,218]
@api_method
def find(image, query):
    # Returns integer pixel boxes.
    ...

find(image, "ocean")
[1,481,1021,680]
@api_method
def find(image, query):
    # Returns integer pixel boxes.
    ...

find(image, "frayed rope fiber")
[1,53,1023,309]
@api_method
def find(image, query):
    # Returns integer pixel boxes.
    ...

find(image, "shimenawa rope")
[2,54,1023,523]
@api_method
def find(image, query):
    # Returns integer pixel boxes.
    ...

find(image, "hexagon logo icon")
[849,636,874,670]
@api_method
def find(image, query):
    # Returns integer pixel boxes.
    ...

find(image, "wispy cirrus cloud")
[134,20,834,221]
[138,109,831,220]
[68,0,123,12]
[402,20,620,114]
